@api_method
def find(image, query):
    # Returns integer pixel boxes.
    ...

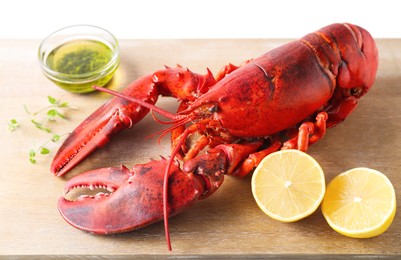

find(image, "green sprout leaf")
[47,109,56,117]
[29,158,37,164]
[8,118,20,131]
[47,109,57,121]
[60,102,69,107]
[48,96,57,105]
[52,134,60,142]
[29,149,36,164]
[29,149,36,157]
[40,147,50,155]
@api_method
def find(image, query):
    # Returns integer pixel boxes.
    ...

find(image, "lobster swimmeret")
[51,23,378,250]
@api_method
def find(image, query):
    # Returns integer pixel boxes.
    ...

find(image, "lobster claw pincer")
[58,159,205,234]
[51,75,159,177]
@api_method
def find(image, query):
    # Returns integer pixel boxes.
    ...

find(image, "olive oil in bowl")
[38,25,119,93]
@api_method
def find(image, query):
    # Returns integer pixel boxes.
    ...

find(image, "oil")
[45,39,118,93]
[46,39,113,74]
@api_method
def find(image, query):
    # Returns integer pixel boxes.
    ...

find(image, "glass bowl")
[38,25,120,93]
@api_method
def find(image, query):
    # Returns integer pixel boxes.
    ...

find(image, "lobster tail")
[306,23,379,127]
[319,23,378,93]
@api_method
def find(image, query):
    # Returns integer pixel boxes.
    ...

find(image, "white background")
[1,0,400,39]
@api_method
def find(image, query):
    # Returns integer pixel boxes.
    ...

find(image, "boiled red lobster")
[51,23,378,250]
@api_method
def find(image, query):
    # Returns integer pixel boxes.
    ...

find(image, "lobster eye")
[350,87,362,97]
[209,105,218,113]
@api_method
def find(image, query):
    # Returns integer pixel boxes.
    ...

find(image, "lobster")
[51,23,378,250]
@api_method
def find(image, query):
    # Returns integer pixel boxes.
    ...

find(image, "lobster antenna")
[93,86,186,121]
[158,118,192,144]
[163,127,192,251]
[143,116,192,145]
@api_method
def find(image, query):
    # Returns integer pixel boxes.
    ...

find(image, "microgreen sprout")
[28,133,69,164]
[24,95,76,133]
[8,119,20,131]
[8,95,76,164]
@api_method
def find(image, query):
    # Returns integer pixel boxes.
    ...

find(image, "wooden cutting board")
[0,38,400,258]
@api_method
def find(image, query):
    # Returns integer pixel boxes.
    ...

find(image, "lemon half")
[251,150,326,222]
[322,167,396,238]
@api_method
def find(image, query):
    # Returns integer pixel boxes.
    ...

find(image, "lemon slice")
[251,150,325,222]
[322,167,396,238]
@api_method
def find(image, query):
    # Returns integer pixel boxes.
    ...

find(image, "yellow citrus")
[251,150,325,222]
[322,167,396,238]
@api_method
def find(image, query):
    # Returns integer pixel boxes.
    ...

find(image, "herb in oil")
[45,39,118,93]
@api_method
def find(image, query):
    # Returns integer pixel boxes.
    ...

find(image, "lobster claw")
[51,75,158,177]
[58,159,203,234]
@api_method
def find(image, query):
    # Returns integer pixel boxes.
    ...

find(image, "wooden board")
[0,39,400,258]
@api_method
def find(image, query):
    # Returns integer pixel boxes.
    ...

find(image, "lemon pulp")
[322,167,396,238]
[251,150,325,222]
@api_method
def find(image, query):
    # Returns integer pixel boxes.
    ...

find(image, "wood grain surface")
[0,39,400,258]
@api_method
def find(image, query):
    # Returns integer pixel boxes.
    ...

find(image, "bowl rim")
[38,24,120,82]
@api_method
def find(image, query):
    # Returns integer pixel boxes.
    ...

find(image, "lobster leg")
[325,87,360,127]
[232,141,282,177]
[185,111,327,180]
[282,112,328,151]
[181,114,328,180]
[202,111,326,178]
[214,59,253,81]
[183,142,264,187]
